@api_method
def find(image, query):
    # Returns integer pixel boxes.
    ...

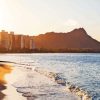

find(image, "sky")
[0,0,100,41]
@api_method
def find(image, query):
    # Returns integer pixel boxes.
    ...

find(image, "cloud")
[65,19,79,26]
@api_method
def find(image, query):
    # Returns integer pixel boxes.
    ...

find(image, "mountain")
[33,28,100,52]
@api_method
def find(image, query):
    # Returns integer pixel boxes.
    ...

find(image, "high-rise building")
[0,30,35,52]
[24,35,30,49]
[14,35,21,50]
[0,30,10,50]
[21,35,24,49]
[30,36,35,49]
[20,35,35,50]
[9,31,15,50]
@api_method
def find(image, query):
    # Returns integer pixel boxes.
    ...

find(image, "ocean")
[0,53,100,100]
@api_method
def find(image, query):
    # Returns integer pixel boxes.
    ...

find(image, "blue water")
[0,53,100,100]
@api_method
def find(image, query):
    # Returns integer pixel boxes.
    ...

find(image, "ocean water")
[0,53,100,100]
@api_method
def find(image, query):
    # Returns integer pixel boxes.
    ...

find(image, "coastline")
[0,64,26,100]
[0,64,12,100]
[34,67,92,100]
[0,61,94,100]
[13,67,80,100]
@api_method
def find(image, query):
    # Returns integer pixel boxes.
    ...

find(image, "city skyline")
[0,28,100,53]
[0,30,35,52]
[0,0,100,41]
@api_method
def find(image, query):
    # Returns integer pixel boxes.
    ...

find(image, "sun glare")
[0,1,9,28]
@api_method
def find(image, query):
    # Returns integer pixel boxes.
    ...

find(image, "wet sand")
[0,63,79,100]
[0,63,26,100]
[0,64,12,100]
[12,67,80,100]
[0,64,12,84]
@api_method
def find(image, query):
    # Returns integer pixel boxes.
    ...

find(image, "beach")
[0,63,26,100]
[0,64,12,100]
[0,53,99,100]
[0,62,80,100]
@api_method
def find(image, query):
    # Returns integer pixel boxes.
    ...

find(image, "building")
[23,35,30,49]
[0,30,10,50]
[14,35,22,50]
[0,30,35,52]
[9,31,15,50]
[21,35,24,49]
[30,36,35,50]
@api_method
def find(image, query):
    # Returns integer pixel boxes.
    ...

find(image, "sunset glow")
[0,1,100,99]
[0,0,100,41]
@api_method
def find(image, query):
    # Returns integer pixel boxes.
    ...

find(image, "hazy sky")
[0,0,100,41]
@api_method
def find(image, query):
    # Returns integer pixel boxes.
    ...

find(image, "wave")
[34,67,92,100]
[0,61,92,100]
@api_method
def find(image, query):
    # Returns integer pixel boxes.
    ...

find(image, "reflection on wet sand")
[0,84,6,100]
[0,64,12,100]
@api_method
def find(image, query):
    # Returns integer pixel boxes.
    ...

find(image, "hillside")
[33,28,100,52]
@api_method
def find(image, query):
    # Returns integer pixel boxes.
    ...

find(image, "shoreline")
[34,67,92,100]
[0,64,26,100]
[14,67,80,100]
[0,64,12,100]
[0,51,100,53]
[0,62,92,100]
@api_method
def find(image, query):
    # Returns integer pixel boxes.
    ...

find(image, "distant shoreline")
[0,51,100,53]
[0,52,100,53]
[0,47,100,53]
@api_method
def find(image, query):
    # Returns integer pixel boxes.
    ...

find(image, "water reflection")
[0,64,12,100]
[0,84,6,100]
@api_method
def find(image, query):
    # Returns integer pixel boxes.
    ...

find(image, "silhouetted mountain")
[33,28,100,52]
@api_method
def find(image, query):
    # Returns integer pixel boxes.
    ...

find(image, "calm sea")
[0,53,100,100]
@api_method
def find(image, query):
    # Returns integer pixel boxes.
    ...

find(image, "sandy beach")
[0,62,80,100]
[0,63,26,100]
[0,64,12,100]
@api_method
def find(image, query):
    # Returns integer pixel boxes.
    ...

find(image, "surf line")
[0,61,92,100]
[0,61,33,69]
[34,67,92,100]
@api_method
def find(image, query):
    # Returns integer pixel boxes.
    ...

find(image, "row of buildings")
[0,30,35,52]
